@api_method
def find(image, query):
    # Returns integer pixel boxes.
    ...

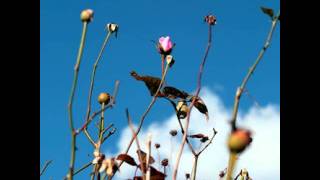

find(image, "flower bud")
[166,55,175,67]
[98,92,110,105]
[176,100,189,119]
[228,129,252,153]
[158,36,174,55]
[80,9,94,23]
[204,14,217,25]
[106,23,119,33]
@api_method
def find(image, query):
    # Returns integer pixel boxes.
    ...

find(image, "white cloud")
[105,88,280,180]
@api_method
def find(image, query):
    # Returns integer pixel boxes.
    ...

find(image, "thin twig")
[230,11,280,131]
[83,31,113,147]
[102,127,116,143]
[111,64,170,179]
[40,160,53,176]
[76,81,120,134]
[226,10,280,180]
[126,109,146,180]
[173,22,213,180]
[67,21,89,180]
[197,128,217,155]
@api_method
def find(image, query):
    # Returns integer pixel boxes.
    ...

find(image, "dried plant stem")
[112,64,170,178]
[226,11,280,179]
[190,155,198,180]
[146,135,152,180]
[173,23,213,180]
[73,162,92,176]
[40,160,53,176]
[126,109,146,180]
[67,21,88,180]
[84,31,112,145]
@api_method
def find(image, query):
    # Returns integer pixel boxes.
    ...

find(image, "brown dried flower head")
[80,9,94,23]
[169,129,178,137]
[155,143,161,149]
[161,158,168,167]
[204,14,217,25]
[98,92,110,105]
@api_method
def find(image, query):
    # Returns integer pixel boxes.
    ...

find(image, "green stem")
[67,21,88,180]
[230,11,280,130]
[40,160,53,176]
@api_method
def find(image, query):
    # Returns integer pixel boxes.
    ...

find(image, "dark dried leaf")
[162,86,189,99]
[189,133,205,139]
[130,71,162,96]
[116,154,137,166]
[133,176,143,180]
[261,7,274,19]
[200,136,209,143]
[192,96,209,121]
[169,130,178,136]
[136,150,155,164]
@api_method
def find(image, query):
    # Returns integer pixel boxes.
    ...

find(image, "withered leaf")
[192,96,209,121]
[130,71,163,96]
[261,7,274,19]
[116,154,137,166]
[162,86,189,99]
[189,133,206,139]
[138,164,166,179]
[200,136,209,143]
[133,176,143,180]
[136,150,155,164]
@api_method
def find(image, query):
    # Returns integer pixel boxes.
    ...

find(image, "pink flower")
[158,36,173,54]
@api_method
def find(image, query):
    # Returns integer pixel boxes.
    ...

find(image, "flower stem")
[67,21,88,180]
[190,155,198,180]
[226,153,237,180]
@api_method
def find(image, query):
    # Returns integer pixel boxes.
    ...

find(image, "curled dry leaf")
[261,7,274,19]
[189,133,206,139]
[137,150,155,164]
[130,71,164,96]
[162,86,189,99]
[200,136,209,143]
[116,153,137,166]
[191,96,209,121]
[138,164,166,179]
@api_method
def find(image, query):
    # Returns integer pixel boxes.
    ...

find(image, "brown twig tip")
[204,14,217,25]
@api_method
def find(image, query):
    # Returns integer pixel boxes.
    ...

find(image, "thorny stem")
[226,11,280,180]
[84,31,112,145]
[40,160,53,176]
[111,63,170,179]
[67,21,88,180]
[173,23,213,180]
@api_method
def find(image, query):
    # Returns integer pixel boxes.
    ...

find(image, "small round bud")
[80,9,94,23]
[98,92,110,105]
[166,55,175,67]
[228,129,252,153]
[176,100,189,119]
[107,23,119,33]
[161,158,169,167]
[241,168,248,176]
[155,143,160,149]
[169,130,178,137]
[185,173,190,179]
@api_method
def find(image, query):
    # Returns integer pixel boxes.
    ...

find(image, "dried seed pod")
[155,143,161,149]
[161,158,168,167]
[98,92,110,105]
[185,173,190,179]
[176,100,189,119]
[106,23,119,35]
[204,14,217,25]
[169,130,178,137]
[80,9,94,23]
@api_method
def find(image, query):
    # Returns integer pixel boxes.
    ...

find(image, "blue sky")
[40,0,279,179]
